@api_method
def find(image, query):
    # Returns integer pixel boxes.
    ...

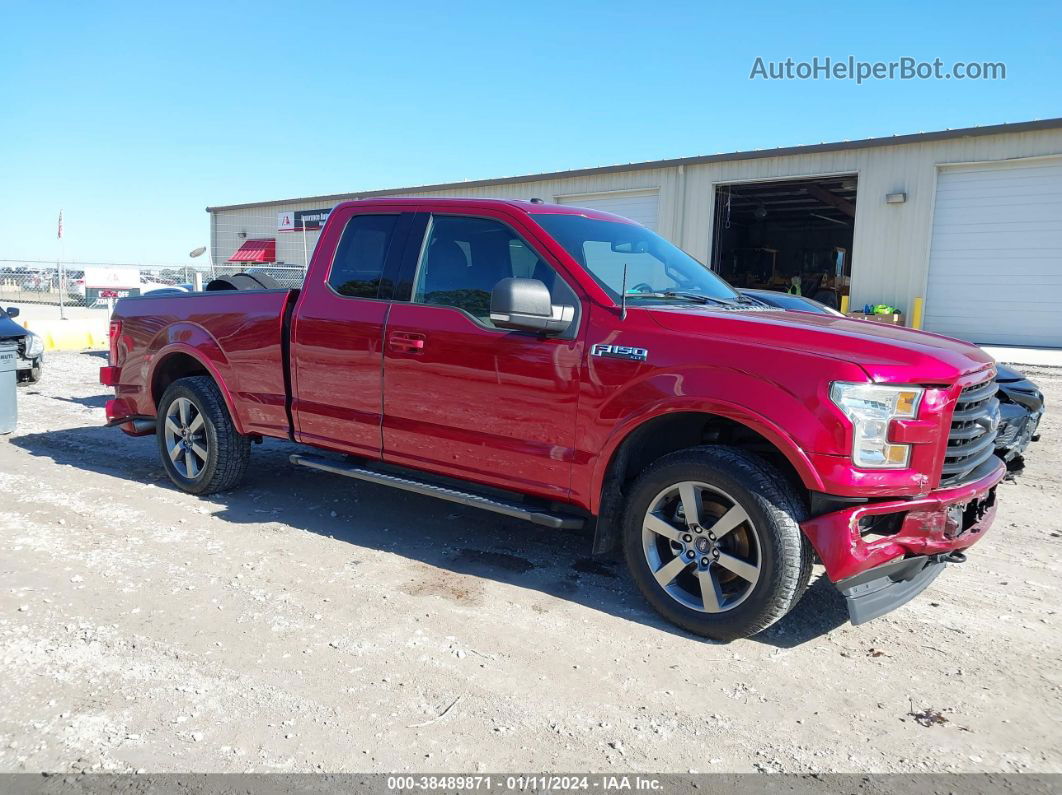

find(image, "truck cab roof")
[330,197,639,224]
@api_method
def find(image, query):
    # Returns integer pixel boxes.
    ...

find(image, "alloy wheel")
[641,481,761,613]
[164,397,209,479]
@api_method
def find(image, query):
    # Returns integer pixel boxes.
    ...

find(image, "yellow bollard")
[910,296,924,329]
[839,294,850,315]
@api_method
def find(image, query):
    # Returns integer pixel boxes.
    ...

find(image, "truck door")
[290,209,416,456]
[381,211,584,501]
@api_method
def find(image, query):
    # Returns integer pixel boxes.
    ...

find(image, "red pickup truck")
[101,198,1005,640]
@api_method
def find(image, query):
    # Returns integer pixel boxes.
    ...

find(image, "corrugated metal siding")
[555,188,660,230]
[211,169,674,270]
[212,129,1062,316]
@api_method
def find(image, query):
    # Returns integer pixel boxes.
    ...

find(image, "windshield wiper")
[678,291,769,308]
[733,293,767,306]
[626,290,737,307]
[666,290,752,307]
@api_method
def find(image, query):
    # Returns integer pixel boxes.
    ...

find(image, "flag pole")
[57,210,66,320]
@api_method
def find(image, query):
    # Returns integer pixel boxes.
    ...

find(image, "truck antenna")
[620,263,628,321]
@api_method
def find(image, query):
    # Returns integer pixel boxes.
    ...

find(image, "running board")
[289,454,584,530]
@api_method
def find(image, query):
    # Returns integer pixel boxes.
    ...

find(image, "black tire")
[230,272,280,290]
[17,365,41,386]
[204,277,238,291]
[205,272,279,292]
[156,376,250,495]
[622,445,812,641]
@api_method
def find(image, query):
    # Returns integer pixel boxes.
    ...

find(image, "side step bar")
[290,453,585,530]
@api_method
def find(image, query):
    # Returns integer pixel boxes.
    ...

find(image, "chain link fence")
[3,202,329,313]
[0,260,307,311]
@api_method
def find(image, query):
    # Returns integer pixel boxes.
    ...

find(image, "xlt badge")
[591,343,649,362]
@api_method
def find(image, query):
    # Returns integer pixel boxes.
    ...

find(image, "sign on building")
[278,208,332,232]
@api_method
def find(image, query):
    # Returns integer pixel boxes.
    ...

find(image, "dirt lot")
[1,352,1060,774]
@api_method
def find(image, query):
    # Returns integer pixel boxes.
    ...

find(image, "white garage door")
[556,190,660,231]
[925,158,1062,347]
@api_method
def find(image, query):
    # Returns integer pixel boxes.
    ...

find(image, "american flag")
[57,210,63,240]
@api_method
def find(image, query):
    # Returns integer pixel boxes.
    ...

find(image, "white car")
[66,271,87,303]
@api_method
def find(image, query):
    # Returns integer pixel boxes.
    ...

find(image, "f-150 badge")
[591,343,649,362]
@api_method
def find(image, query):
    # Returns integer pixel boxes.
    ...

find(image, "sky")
[1,0,1058,264]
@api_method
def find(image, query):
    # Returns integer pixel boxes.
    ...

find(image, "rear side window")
[328,214,399,298]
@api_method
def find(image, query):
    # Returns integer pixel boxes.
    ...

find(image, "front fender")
[588,392,826,514]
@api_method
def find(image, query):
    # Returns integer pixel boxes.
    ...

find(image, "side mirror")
[5,307,19,318]
[490,278,574,335]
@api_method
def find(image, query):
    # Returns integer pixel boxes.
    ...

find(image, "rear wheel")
[156,376,250,495]
[622,446,812,641]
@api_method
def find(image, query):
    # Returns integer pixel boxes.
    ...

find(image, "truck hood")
[0,313,29,341]
[647,306,995,384]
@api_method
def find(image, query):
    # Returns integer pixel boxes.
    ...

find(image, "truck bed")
[109,289,296,438]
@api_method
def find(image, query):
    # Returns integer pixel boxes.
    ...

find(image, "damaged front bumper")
[835,552,962,625]
[801,457,1006,623]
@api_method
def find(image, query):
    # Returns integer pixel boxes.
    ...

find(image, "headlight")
[829,382,924,468]
[24,332,44,358]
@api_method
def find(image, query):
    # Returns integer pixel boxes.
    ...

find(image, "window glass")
[414,216,572,324]
[581,241,668,291]
[532,213,739,303]
[328,214,398,298]
[508,239,541,278]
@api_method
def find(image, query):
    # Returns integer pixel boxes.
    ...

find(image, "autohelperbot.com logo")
[749,56,1006,84]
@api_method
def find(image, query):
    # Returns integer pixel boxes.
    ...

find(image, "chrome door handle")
[389,332,425,353]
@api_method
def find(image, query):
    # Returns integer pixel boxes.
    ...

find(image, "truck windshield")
[531,214,739,303]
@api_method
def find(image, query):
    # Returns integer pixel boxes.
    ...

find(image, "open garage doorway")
[710,175,857,309]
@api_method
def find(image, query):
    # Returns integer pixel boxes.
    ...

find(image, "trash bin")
[0,340,17,434]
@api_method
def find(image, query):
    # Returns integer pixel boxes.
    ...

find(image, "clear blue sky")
[1,0,1058,264]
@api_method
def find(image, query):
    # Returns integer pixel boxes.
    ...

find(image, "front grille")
[16,336,26,357]
[941,377,1000,486]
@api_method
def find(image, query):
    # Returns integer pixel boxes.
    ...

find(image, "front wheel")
[156,376,250,495]
[623,446,812,641]
[17,365,41,386]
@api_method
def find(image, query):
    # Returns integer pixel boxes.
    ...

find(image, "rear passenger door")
[381,211,584,501]
[290,209,417,456]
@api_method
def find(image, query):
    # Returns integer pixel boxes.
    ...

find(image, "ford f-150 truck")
[101,198,1005,640]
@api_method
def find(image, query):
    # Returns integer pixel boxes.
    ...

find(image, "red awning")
[227,239,276,263]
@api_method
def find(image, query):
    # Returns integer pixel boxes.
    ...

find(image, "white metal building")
[208,118,1062,347]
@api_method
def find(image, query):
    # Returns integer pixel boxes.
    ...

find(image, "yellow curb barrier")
[19,319,109,352]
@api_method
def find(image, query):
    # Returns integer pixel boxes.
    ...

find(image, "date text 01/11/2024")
[386,774,664,791]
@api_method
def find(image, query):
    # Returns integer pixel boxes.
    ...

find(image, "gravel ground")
[1,352,1060,774]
